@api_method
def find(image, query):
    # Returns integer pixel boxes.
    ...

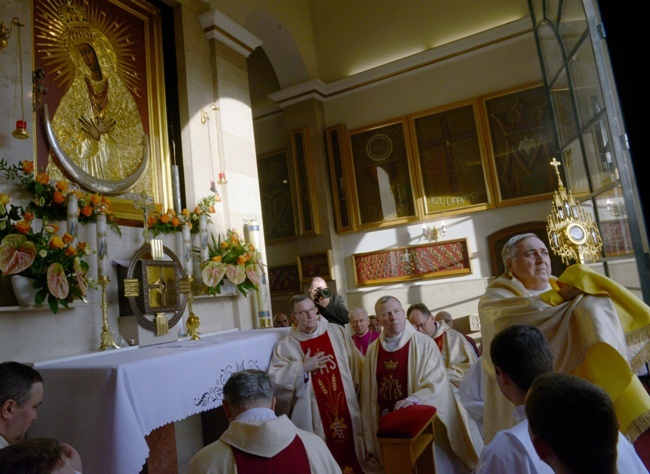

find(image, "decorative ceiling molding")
[199,8,262,58]
[268,17,533,108]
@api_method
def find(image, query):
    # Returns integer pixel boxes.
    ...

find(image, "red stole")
[231,434,311,473]
[433,333,445,353]
[300,332,362,473]
[376,341,411,415]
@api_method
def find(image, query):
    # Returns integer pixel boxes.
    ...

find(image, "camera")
[314,287,331,300]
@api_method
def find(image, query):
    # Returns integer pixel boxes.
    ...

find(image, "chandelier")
[546,158,602,264]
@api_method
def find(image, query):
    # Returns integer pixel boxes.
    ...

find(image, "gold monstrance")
[546,158,603,264]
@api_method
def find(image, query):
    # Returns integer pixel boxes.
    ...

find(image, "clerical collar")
[300,320,320,338]
[383,332,403,351]
[354,329,369,338]
[512,404,527,424]
[235,407,277,423]
[528,285,551,295]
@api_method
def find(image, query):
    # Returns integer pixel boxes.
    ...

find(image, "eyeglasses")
[293,307,318,317]
[413,316,432,331]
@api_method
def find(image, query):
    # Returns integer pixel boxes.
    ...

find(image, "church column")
[198,9,271,329]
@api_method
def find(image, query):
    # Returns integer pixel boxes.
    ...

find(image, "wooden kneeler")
[377,405,437,474]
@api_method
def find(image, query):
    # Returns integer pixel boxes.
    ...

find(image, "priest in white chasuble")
[479,233,650,444]
[268,294,366,473]
[360,296,479,474]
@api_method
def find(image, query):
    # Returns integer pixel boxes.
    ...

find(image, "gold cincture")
[546,158,603,264]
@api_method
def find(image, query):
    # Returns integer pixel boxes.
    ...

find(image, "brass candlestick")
[98,276,119,351]
[180,276,200,340]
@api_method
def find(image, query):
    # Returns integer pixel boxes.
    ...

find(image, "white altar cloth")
[30,328,289,474]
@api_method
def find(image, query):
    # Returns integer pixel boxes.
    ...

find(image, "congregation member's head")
[502,233,552,291]
[289,294,319,334]
[222,369,275,421]
[273,312,290,328]
[349,308,371,336]
[0,362,44,444]
[434,310,454,328]
[406,303,436,337]
[526,372,619,474]
[490,325,553,404]
[368,315,381,333]
[0,437,75,474]
[375,296,406,338]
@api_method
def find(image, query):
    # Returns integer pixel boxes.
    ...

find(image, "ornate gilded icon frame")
[33,0,172,224]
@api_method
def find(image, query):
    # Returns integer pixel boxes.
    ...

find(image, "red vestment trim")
[376,341,411,416]
[231,434,311,473]
[433,333,445,353]
[300,333,362,473]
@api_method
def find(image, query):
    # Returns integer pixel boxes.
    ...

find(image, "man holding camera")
[309,277,349,326]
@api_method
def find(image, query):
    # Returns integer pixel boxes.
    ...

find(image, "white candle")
[199,214,209,264]
[182,223,193,277]
[247,219,271,325]
[96,211,109,279]
[67,191,78,244]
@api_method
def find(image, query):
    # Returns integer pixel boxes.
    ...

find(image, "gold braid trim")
[624,409,650,443]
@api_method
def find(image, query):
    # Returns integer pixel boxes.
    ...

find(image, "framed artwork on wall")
[268,264,301,295]
[325,124,355,232]
[411,100,493,215]
[34,0,171,223]
[352,239,471,286]
[483,84,558,205]
[258,149,297,242]
[348,119,417,227]
[297,250,333,283]
[291,128,320,236]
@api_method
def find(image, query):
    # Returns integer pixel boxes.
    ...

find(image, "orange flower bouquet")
[0,194,91,313]
[0,159,120,235]
[201,229,263,297]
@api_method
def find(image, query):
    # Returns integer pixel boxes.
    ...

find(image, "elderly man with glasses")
[268,294,366,473]
[407,303,477,388]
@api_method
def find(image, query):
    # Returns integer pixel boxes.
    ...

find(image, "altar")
[30,328,288,474]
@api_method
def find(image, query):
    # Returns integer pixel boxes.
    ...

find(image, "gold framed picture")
[34,0,171,223]
[348,119,417,227]
[258,149,297,242]
[482,83,558,205]
[410,100,492,215]
[297,250,333,283]
[268,264,302,295]
[352,239,471,286]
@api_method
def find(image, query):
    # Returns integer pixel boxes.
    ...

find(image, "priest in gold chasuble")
[479,234,650,444]
[361,296,479,473]
[268,295,366,473]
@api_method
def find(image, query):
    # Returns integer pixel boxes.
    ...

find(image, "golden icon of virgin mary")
[42,0,151,194]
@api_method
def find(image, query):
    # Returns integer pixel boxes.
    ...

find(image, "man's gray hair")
[289,294,311,313]
[222,370,274,409]
[349,307,368,319]
[374,295,401,314]
[501,233,541,267]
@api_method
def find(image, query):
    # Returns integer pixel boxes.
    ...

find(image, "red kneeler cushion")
[376,405,437,438]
